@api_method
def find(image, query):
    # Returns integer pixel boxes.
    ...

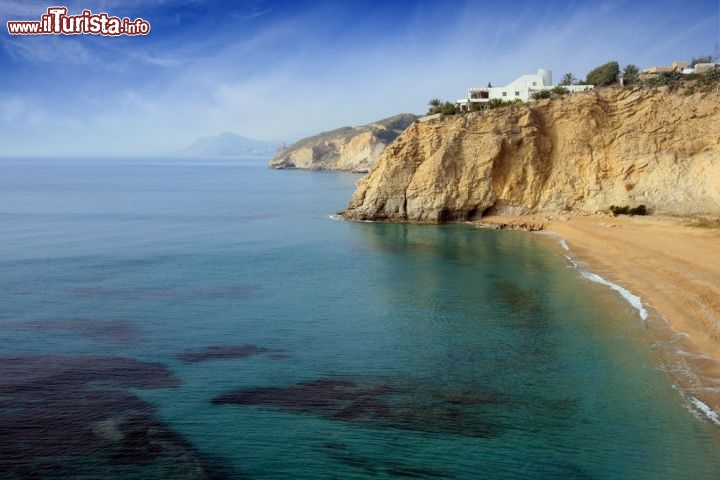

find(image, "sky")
[1,0,719,156]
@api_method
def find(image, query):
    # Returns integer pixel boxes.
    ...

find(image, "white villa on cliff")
[456,69,593,111]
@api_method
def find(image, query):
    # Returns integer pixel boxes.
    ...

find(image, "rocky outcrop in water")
[342,87,720,222]
[269,113,417,172]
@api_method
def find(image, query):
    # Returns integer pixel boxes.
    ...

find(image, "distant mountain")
[182,132,281,157]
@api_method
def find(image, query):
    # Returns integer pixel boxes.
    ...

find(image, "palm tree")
[560,72,577,86]
[428,98,442,108]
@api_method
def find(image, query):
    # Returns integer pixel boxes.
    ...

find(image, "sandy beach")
[480,213,720,419]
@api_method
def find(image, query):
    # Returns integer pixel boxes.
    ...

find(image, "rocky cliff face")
[269,113,417,172]
[342,87,720,222]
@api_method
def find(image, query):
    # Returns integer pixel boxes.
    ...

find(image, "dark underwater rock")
[0,355,240,479]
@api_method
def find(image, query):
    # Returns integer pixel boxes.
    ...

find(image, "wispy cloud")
[1,36,92,64]
[0,94,84,132]
[132,50,183,67]
[0,96,45,127]
[233,8,272,22]
[0,0,47,19]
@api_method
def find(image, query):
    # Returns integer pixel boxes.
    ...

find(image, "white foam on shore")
[535,230,570,252]
[558,241,649,322]
[688,396,720,426]
[579,270,649,321]
[329,214,376,223]
[676,349,714,360]
[671,385,720,426]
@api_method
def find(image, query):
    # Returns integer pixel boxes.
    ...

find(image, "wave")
[688,396,720,426]
[579,270,649,321]
[558,244,648,322]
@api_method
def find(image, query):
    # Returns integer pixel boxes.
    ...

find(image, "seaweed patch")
[214,377,503,438]
[9,318,143,342]
[317,442,453,478]
[0,355,239,479]
[178,344,287,363]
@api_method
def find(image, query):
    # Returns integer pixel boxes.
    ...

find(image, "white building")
[456,69,594,111]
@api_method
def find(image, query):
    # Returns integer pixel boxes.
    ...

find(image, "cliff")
[342,87,720,222]
[269,113,417,172]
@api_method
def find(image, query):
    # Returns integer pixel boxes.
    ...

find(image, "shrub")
[693,68,720,93]
[640,71,684,91]
[487,99,505,109]
[586,61,620,86]
[487,98,522,109]
[609,205,628,215]
[630,204,647,215]
[690,55,713,67]
[427,99,457,115]
[635,65,718,95]
[469,102,486,112]
[441,101,457,115]
[609,204,647,216]
[531,90,551,100]
[622,64,640,85]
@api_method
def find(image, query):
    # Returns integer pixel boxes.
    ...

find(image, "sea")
[1,157,719,479]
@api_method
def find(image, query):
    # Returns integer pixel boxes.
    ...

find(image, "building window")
[515,91,520,96]
[502,92,507,97]
[470,90,490,99]
[532,82,537,86]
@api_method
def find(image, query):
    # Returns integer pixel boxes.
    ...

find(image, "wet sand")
[480,214,720,419]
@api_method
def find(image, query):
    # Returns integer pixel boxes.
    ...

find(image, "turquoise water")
[1,158,719,479]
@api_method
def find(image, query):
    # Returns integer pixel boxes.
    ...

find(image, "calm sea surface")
[1,158,719,479]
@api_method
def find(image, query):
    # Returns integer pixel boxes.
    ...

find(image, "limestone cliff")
[342,87,720,222]
[269,113,417,172]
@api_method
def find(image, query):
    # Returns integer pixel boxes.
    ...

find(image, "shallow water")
[1,158,719,479]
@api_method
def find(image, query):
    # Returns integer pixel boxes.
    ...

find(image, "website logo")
[7,6,151,36]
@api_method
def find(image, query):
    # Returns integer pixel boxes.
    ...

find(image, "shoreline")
[480,213,720,423]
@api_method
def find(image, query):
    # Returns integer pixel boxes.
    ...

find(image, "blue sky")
[1,0,718,155]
